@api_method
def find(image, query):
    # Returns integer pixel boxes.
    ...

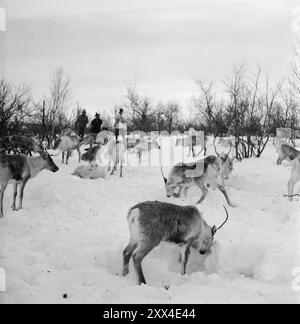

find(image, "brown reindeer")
[161,155,235,207]
[123,201,229,285]
[0,152,59,217]
[53,135,81,165]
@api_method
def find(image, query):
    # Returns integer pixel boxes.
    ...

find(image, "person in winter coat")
[75,109,89,138]
[114,108,126,140]
[90,113,102,134]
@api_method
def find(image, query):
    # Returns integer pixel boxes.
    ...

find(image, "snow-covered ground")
[0,137,300,304]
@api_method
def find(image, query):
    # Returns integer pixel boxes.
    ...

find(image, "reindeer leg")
[11,182,18,211]
[66,150,70,165]
[180,244,190,275]
[77,146,81,163]
[195,182,208,204]
[120,161,123,178]
[110,165,116,175]
[110,155,117,175]
[287,167,300,201]
[0,181,8,218]
[132,240,157,285]
[18,177,29,210]
[62,152,65,164]
[123,242,138,276]
[216,183,235,207]
[288,178,295,201]
[107,155,111,172]
[181,236,198,275]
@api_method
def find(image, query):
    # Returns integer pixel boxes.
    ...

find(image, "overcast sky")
[0,0,298,114]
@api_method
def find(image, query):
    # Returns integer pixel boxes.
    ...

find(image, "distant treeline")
[1,53,300,160]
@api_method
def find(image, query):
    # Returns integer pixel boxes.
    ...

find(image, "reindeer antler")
[224,141,233,160]
[217,206,229,230]
[213,136,221,158]
[160,166,167,184]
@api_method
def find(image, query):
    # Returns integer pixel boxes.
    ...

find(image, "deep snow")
[0,137,299,304]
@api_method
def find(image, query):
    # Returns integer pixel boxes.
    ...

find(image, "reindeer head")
[213,137,234,179]
[151,140,161,150]
[193,206,229,255]
[41,152,59,173]
[53,136,61,150]
[221,155,234,179]
[160,167,179,198]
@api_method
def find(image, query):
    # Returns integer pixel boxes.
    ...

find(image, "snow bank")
[0,139,299,304]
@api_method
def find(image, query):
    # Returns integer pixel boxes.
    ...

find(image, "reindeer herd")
[0,129,299,285]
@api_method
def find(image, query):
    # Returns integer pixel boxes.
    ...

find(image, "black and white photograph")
[0,0,300,306]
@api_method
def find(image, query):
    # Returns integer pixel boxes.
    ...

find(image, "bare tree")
[289,40,300,98]
[154,102,165,132]
[193,64,282,160]
[47,68,72,141]
[193,80,228,136]
[163,101,180,133]
[0,79,32,137]
[125,85,155,132]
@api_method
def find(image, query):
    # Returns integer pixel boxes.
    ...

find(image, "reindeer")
[213,137,234,186]
[81,144,102,165]
[107,139,126,177]
[277,143,300,201]
[161,155,235,207]
[8,135,43,156]
[79,133,98,149]
[0,136,10,154]
[62,128,78,137]
[122,201,229,285]
[277,143,300,165]
[53,134,81,165]
[276,127,296,147]
[128,138,161,164]
[175,134,208,157]
[0,152,59,217]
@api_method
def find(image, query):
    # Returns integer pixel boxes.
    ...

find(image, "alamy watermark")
[96,129,206,178]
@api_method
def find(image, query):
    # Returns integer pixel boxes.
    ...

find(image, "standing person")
[90,113,102,134]
[114,108,126,141]
[75,109,89,139]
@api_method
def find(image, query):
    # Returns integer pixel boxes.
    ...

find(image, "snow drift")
[0,138,299,304]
